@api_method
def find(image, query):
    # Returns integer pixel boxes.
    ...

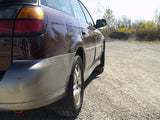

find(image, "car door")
[79,2,103,61]
[70,0,97,71]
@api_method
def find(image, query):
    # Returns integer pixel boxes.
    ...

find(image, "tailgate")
[0,6,21,72]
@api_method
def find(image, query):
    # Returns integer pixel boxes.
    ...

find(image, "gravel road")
[1,40,160,120]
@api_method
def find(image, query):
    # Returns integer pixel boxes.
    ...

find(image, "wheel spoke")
[77,74,81,86]
[78,86,81,92]
[75,66,79,77]
[73,64,82,106]
[74,76,76,83]
[73,84,77,90]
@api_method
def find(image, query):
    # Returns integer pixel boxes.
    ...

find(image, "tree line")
[102,8,160,41]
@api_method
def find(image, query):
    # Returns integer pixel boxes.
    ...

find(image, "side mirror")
[95,19,107,28]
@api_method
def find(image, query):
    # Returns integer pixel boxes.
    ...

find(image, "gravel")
[1,40,160,120]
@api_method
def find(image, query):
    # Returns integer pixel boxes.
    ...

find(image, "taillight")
[14,7,44,34]
[15,20,43,33]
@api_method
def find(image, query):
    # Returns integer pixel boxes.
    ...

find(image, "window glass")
[41,0,73,16]
[79,2,94,26]
[70,0,86,22]
[0,0,37,4]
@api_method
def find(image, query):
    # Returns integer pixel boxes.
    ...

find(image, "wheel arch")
[75,47,86,71]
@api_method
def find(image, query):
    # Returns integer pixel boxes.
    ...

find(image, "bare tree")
[103,8,116,32]
[155,9,160,27]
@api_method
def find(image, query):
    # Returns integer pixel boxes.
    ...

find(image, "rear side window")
[0,0,37,4]
[41,0,73,16]
[79,2,95,26]
[70,0,86,22]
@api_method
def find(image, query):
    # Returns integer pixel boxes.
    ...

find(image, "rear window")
[0,0,37,4]
[41,0,73,16]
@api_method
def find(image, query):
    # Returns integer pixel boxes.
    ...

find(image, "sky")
[81,0,160,22]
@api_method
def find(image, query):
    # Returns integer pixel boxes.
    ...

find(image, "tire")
[95,44,105,73]
[54,55,84,117]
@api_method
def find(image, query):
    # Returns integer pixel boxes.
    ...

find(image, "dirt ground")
[1,40,160,120]
[77,40,160,120]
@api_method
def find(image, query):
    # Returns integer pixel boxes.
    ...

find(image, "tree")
[139,21,158,33]
[116,16,132,29]
[155,9,160,27]
[103,8,116,32]
[136,21,158,40]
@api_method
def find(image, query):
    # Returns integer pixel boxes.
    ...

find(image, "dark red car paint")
[0,1,104,76]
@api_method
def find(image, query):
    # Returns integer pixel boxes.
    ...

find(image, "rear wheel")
[54,55,84,117]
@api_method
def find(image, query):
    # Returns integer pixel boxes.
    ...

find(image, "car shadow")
[84,70,101,89]
[0,71,100,120]
[0,109,77,120]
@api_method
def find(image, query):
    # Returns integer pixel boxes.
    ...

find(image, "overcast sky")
[81,0,160,22]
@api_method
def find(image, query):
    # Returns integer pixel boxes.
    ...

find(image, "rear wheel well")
[76,48,85,69]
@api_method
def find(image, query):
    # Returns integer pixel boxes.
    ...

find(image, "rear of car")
[0,0,38,77]
[0,0,74,110]
[0,0,106,117]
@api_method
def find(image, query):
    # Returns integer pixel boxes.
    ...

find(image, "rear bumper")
[0,87,65,111]
[0,53,74,111]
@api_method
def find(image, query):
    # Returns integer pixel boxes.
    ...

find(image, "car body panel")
[95,29,104,60]
[0,87,65,111]
[13,6,80,59]
[0,53,74,104]
[0,37,12,72]
[0,0,105,111]
[0,6,22,72]
[79,22,96,71]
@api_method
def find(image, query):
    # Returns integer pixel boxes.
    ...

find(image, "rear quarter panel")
[12,5,84,98]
